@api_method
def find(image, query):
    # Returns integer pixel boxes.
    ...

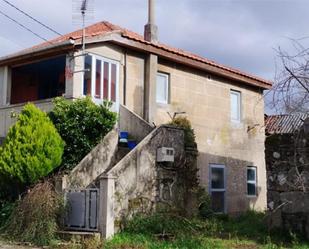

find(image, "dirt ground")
[0,241,40,249]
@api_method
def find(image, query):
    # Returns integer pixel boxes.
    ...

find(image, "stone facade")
[155,61,267,213]
[0,39,267,215]
[266,132,309,239]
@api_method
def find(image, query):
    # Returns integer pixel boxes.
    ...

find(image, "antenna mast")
[72,0,94,54]
[81,0,87,55]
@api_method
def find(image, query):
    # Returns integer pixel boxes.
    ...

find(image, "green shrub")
[49,97,117,170]
[197,188,214,219]
[0,104,64,188]
[168,116,196,148]
[4,181,64,246]
[0,201,15,228]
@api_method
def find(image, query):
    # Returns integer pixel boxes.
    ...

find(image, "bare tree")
[271,38,309,113]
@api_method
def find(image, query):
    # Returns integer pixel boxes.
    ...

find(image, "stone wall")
[106,125,186,231]
[66,128,119,188]
[266,132,309,239]
[155,60,267,213]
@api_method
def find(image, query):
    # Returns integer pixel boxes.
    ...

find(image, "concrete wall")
[106,126,185,230]
[119,104,154,143]
[0,99,54,137]
[151,61,267,213]
[125,51,145,117]
[67,128,119,188]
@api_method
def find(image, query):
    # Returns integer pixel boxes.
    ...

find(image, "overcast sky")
[0,0,308,113]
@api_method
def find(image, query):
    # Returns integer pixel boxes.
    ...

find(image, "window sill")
[156,102,169,107]
[231,121,244,129]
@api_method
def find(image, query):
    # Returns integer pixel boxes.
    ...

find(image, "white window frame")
[82,54,119,112]
[156,72,169,104]
[230,90,241,123]
[209,164,226,213]
[247,166,257,197]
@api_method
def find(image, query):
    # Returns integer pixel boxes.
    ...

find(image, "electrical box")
[157,147,175,162]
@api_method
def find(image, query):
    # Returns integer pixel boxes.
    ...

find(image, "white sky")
[0,0,308,113]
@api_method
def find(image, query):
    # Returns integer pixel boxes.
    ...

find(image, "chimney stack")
[144,0,158,43]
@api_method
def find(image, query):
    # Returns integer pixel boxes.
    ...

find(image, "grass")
[103,211,309,249]
[1,210,309,249]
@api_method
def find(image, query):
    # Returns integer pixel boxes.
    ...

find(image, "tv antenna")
[72,0,94,54]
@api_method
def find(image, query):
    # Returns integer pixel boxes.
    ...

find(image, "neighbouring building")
[265,114,309,239]
[0,0,271,237]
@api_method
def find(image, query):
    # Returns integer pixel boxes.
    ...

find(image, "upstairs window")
[156,72,169,104]
[83,54,118,103]
[247,167,257,196]
[230,90,241,123]
[84,55,92,96]
[11,55,66,104]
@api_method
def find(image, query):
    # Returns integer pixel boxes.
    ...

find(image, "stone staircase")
[65,105,154,189]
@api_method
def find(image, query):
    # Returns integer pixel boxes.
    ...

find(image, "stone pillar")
[0,66,11,106]
[99,175,116,239]
[54,175,68,194]
[144,54,158,124]
[65,53,75,99]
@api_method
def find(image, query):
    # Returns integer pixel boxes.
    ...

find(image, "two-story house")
[0,2,271,217]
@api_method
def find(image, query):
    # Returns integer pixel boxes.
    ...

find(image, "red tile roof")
[4,21,272,88]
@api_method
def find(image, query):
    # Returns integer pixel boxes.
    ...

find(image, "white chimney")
[144,0,158,43]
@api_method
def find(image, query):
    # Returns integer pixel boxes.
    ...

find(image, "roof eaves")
[0,39,75,66]
[111,33,272,90]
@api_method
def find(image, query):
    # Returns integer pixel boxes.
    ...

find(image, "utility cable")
[1,0,62,36]
[0,9,49,42]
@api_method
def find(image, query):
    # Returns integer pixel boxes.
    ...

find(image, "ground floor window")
[83,54,119,106]
[209,164,226,213]
[247,167,257,196]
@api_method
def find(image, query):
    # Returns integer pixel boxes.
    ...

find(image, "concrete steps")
[57,230,101,242]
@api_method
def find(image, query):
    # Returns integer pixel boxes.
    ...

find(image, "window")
[11,56,66,104]
[83,55,92,96]
[156,72,169,104]
[83,54,118,105]
[230,90,241,122]
[247,167,257,196]
[209,164,226,213]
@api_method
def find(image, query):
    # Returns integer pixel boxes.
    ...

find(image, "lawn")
[103,211,309,249]
[2,210,309,249]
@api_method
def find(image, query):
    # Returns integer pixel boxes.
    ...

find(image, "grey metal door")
[65,188,99,231]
